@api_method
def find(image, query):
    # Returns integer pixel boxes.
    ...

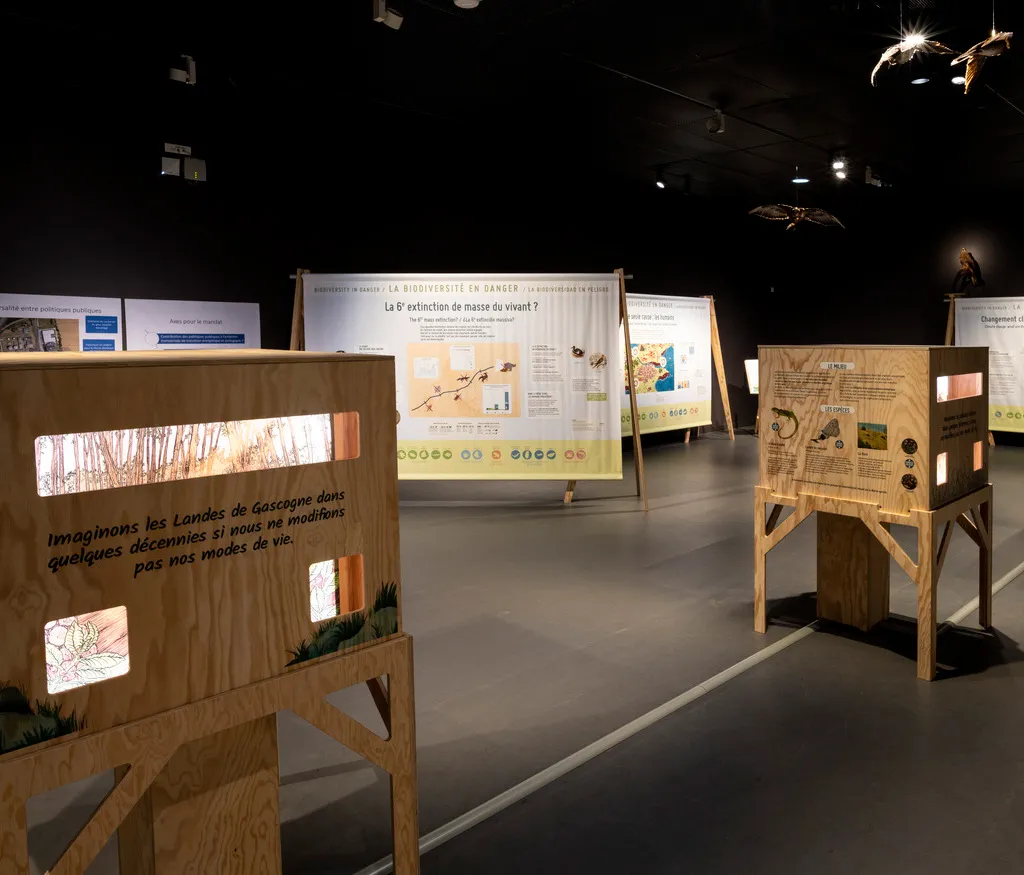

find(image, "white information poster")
[303,273,623,480]
[0,294,123,352]
[955,296,1024,431]
[620,294,713,435]
[124,299,261,350]
[745,359,759,394]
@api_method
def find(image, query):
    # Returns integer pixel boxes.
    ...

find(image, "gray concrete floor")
[24,434,1024,874]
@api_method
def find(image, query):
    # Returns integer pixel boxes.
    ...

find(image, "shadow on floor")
[766,592,1024,679]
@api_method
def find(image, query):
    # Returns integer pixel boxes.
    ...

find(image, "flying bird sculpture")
[871,33,956,85]
[748,204,845,231]
[952,247,985,295]
[951,31,1013,93]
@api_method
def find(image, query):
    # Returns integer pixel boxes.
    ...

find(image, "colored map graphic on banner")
[302,274,623,481]
[0,294,123,352]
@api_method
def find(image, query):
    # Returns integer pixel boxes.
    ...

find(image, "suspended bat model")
[748,204,845,231]
[871,34,955,86]
[951,31,1013,93]
[952,247,985,295]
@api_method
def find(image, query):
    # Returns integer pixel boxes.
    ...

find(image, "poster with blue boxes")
[0,294,122,352]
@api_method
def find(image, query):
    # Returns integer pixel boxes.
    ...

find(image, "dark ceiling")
[4,0,1024,201]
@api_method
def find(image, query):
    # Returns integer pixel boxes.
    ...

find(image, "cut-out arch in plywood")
[0,350,419,875]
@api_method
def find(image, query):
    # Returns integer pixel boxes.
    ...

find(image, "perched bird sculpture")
[953,247,985,294]
[748,204,845,231]
[951,31,1013,93]
[871,34,955,86]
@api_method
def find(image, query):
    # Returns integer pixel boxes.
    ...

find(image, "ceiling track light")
[655,168,666,189]
[792,166,809,184]
[454,0,481,7]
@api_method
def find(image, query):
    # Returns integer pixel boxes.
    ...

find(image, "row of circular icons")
[398,448,589,462]
[993,410,1024,420]
[900,438,919,490]
[622,407,701,424]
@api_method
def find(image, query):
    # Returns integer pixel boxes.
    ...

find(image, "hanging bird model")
[871,33,955,86]
[952,247,985,295]
[748,204,845,231]
[951,31,1013,93]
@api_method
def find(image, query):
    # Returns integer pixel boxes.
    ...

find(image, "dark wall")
[2,17,1016,435]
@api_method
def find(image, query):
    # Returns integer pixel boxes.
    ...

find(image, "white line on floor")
[351,559,1024,875]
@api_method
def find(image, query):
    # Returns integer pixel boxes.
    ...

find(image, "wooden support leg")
[979,495,993,629]
[140,716,281,875]
[563,480,576,505]
[754,496,767,633]
[387,637,421,875]
[684,428,691,444]
[816,513,890,632]
[917,518,938,681]
[0,782,30,875]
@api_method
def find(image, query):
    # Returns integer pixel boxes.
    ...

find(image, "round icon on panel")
[901,438,918,454]
[442,449,453,460]
[905,458,915,469]
[397,450,407,460]
[472,449,483,460]
[835,440,844,449]
[576,449,587,460]
[523,450,533,460]
[492,450,501,460]
[511,449,521,460]
[565,450,575,460]
[461,449,471,460]
[546,449,556,459]
[431,449,441,460]
[901,473,918,491]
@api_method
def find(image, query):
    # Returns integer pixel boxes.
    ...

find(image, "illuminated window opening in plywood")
[974,440,983,471]
[44,606,129,694]
[309,555,365,622]
[936,373,982,403]
[936,452,948,486]
[34,412,360,496]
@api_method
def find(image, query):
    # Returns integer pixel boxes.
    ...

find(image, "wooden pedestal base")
[817,513,890,632]
[0,635,420,875]
[754,485,993,680]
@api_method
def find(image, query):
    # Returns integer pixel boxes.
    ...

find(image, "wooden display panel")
[758,345,988,515]
[755,345,993,681]
[0,350,419,875]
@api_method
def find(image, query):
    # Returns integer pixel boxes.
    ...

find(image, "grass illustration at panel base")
[0,682,84,755]
[287,582,399,666]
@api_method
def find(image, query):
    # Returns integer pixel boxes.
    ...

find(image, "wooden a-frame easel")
[945,292,995,448]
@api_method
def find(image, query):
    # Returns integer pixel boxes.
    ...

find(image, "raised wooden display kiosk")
[754,345,993,681]
[0,351,419,874]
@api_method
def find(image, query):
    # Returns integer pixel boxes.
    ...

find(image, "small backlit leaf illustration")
[70,621,86,652]
[85,622,100,650]
[75,653,126,680]
[45,643,61,670]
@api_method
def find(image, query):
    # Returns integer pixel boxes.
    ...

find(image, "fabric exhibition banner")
[955,296,1024,432]
[303,273,623,480]
[0,293,123,352]
[124,299,261,350]
[620,294,713,435]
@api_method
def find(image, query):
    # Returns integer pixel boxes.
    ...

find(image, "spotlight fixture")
[706,109,725,135]
[836,170,847,180]
[454,0,480,6]
[792,167,809,184]
[655,168,666,189]
[952,75,966,85]
[832,157,846,171]
[911,76,930,85]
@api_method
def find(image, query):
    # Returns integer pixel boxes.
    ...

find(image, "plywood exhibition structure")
[754,345,993,681]
[0,350,420,874]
